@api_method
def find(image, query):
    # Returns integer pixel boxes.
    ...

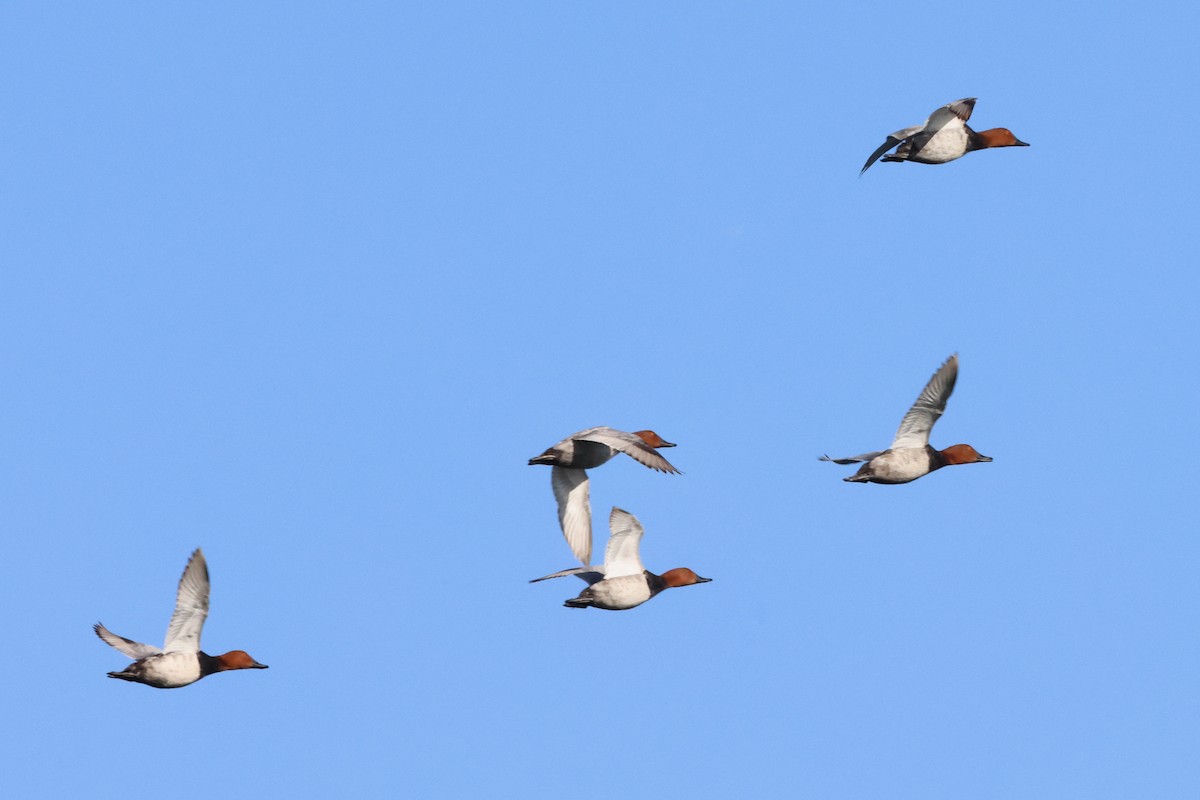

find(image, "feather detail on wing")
[603,507,647,578]
[162,549,210,653]
[942,98,976,123]
[921,98,975,136]
[891,354,959,449]
[551,467,592,565]
[94,622,162,660]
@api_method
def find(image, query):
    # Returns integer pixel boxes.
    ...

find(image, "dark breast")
[965,126,983,152]
[645,571,667,598]
[198,652,222,677]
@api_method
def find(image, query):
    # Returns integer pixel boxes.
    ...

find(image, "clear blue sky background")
[2,2,1197,798]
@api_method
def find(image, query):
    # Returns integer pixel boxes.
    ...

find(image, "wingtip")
[183,548,207,577]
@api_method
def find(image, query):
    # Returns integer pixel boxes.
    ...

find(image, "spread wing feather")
[891,354,959,449]
[94,623,161,660]
[551,467,592,566]
[819,451,886,465]
[162,549,210,653]
[529,566,606,585]
[603,507,647,579]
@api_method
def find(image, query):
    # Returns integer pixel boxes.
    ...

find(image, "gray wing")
[94,623,161,660]
[551,467,592,566]
[927,98,976,128]
[529,566,606,585]
[901,98,974,160]
[574,428,680,473]
[891,354,959,449]
[603,507,646,579]
[162,549,210,653]
[861,135,903,174]
[861,124,924,174]
[820,451,886,465]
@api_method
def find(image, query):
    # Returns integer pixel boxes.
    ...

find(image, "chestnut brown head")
[633,430,676,449]
[216,650,269,671]
[660,567,712,588]
[976,127,1029,148]
[939,444,993,465]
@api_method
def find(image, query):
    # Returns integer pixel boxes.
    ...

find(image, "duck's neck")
[198,652,223,677]
[645,570,667,597]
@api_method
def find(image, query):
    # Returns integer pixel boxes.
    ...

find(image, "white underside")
[131,652,202,688]
[865,448,932,483]
[588,575,652,610]
[910,127,969,163]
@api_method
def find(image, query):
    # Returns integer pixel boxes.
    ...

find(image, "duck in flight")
[820,354,992,484]
[531,507,711,610]
[94,549,268,688]
[860,98,1028,175]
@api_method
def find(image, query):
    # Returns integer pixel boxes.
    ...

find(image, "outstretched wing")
[861,123,924,174]
[551,467,592,566]
[162,549,210,653]
[603,507,647,579]
[574,428,680,473]
[93,622,161,660]
[529,566,606,585]
[819,451,886,465]
[891,354,959,449]
[860,135,900,174]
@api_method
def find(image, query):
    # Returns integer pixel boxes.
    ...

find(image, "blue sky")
[2,2,1198,798]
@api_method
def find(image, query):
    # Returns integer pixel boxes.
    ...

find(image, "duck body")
[845,446,959,484]
[888,124,971,165]
[861,98,1028,173]
[106,651,231,689]
[566,572,658,611]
